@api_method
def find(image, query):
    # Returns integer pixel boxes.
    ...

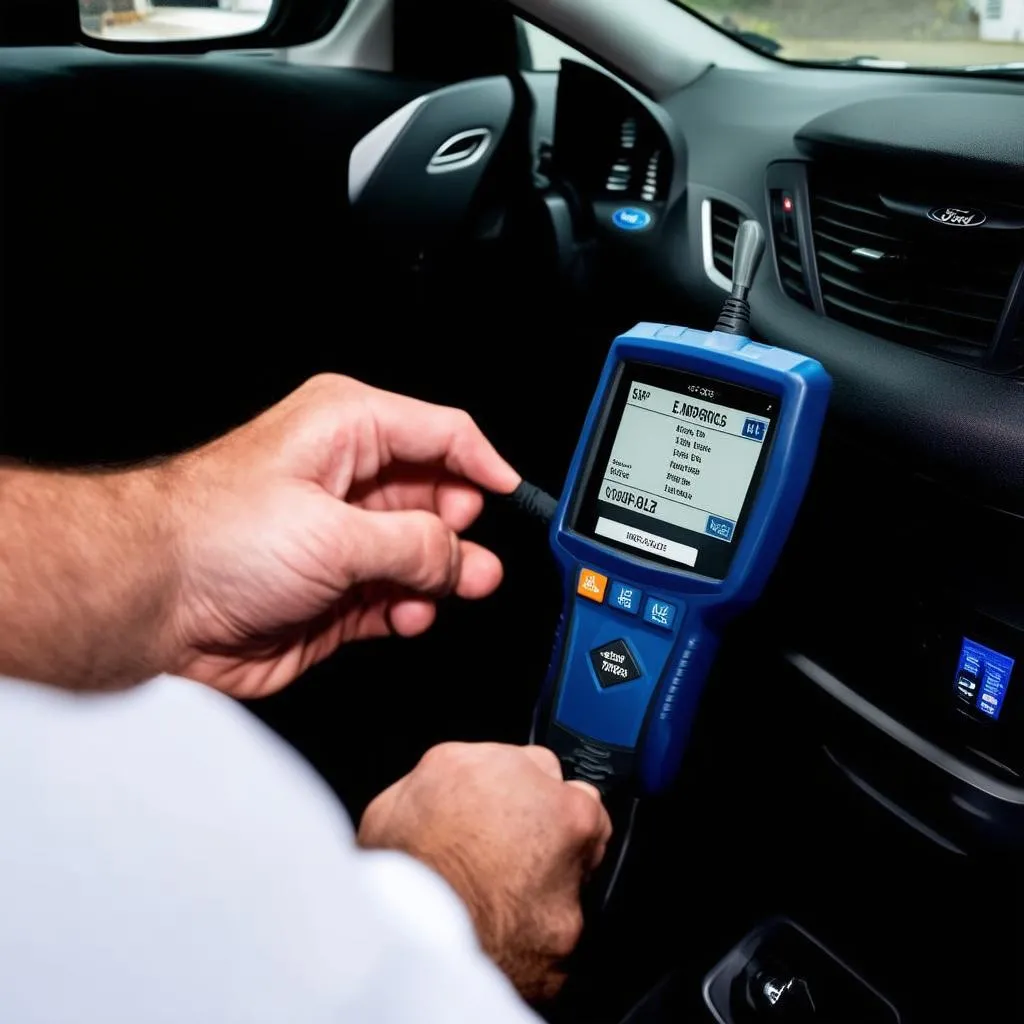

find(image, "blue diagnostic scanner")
[535,316,831,796]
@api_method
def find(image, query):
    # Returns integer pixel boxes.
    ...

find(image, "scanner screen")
[573,362,778,580]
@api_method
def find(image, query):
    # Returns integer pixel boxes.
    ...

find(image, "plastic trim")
[701,198,733,293]
[703,918,901,1024]
[287,0,392,68]
[789,164,825,315]
[507,0,770,98]
[991,258,1024,370]
[786,651,1024,806]
[822,746,966,855]
[348,93,429,202]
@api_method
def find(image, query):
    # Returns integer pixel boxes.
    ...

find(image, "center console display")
[954,636,1015,721]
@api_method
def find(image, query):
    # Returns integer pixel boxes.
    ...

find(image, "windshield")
[679,0,1024,72]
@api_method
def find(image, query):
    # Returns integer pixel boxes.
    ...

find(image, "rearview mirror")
[79,0,274,42]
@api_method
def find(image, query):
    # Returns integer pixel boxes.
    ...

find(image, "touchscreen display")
[954,637,1015,721]
[572,362,778,580]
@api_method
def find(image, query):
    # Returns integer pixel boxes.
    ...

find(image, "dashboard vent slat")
[709,200,742,280]
[603,116,668,203]
[809,173,1024,364]
[818,271,1003,335]
[815,220,903,247]
[816,195,893,225]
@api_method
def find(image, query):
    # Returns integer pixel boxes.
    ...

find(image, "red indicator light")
[782,195,794,213]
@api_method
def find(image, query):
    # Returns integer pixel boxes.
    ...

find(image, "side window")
[518,18,596,71]
[79,0,275,42]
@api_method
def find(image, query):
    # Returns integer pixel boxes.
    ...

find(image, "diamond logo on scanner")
[589,639,642,689]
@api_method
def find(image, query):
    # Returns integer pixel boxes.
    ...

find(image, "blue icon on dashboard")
[611,207,653,231]
[705,515,735,541]
[954,637,1015,721]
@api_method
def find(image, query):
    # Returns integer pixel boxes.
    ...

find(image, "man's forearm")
[0,465,180,689]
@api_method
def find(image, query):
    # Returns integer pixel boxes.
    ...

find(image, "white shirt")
[0,674,539,1024]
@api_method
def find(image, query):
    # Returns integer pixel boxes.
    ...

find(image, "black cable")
[714,218,765,336]
[714,295,752,336]
[505,479,558,526]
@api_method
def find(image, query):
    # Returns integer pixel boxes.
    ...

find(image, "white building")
[972,0,1024,41]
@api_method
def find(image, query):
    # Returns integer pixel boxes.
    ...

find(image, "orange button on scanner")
[577,568,609,603]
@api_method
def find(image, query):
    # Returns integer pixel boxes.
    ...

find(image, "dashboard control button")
[611,206,653,231]
[956,670,978,701]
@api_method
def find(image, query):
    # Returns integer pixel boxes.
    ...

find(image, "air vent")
[605,159,631,192]
[603,116,668,202]
[641,150,663,203]
[709,200,742,280]
[619,116,637,150]
[810,175,1024,363]
[605,116,636,193]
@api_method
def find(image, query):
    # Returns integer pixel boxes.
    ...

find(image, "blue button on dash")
[611,207,653,231]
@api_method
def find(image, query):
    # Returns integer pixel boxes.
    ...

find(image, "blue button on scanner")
[643,597,677,630]
[609,581,642,615]
[705,515,735,541]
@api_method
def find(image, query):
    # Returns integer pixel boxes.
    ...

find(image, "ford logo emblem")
[927,206,987,227]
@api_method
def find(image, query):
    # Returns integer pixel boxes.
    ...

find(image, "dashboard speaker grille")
[809,174,1024,364]
[709,200,741,280]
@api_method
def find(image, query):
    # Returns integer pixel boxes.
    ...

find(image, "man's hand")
[0,375,519,693]
[165,375,520,697]
[358,742,613,1002]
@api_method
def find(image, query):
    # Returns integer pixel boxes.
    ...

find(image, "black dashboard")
[533,60,1024,501]
[525,58,1024,1019]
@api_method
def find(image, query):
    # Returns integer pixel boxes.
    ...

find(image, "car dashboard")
[2,30,1023,1023]
[519,56,1024,1023]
